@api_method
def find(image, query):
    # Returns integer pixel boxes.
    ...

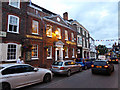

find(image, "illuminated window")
[47,46,52,59]
[9,0,20,9]
[7,15,19,33]
[32,45,38,58]
[46,24,52,37]
[65,47,68,58]
[56,28,61,39]
[7,44,17,60]
[71,33,74,42]
[32,20,39,35]
[65,30,68,40]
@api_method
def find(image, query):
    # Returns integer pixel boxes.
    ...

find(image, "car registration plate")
[96,66,102,68]
[53,67,58,69]
[112,60,115,61]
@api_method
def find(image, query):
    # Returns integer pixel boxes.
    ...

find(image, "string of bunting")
[95,39,118,42]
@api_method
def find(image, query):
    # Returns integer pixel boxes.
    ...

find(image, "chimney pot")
[63,12,68,20]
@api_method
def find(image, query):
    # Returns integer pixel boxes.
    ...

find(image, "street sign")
[0,31,6,37]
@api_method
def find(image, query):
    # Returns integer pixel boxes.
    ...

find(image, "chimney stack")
[63,12,68,20]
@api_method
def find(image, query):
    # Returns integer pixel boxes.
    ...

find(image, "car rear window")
[52,62,63,66]
[94,61,107,66]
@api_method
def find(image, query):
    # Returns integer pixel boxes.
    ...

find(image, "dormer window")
[9,0,20,9]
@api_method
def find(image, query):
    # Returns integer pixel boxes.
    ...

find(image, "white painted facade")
[0,43,22,62]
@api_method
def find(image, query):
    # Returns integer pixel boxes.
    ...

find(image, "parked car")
[0,64,53,90]
[91,60,114,75]
[50,60,82,77]
[109,57,119,64]
[75,58,93,70]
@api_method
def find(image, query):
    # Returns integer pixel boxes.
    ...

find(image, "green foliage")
[96,45,108,55]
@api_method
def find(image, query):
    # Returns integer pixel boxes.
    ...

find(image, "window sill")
[72,56,75,58]
[47,36,52,38]
[32,33,39,35]
[65,56,69,58]
[31,58,39,60]
[65,39,68,41]
[47,57,52,59]
[7,31,19,34]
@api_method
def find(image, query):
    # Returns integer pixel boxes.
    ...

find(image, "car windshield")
[94,61,107,66]
[52,62,63,66]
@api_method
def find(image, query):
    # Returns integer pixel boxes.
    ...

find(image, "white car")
[0,64,53,90]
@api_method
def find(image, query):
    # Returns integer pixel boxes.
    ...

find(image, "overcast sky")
[32,0,118,48]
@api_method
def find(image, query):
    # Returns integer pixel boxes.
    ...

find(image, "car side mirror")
[34,68,39,72]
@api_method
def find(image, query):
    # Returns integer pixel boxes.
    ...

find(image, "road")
[20,64,118,89]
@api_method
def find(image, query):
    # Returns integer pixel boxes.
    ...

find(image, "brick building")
[1,1,78,68]
[1,0,27,63]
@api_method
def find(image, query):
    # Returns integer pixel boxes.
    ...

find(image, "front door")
[57,50,60,60]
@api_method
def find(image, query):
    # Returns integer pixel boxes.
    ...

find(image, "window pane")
[32,20,38,34]
[32,45,38,58]
[46,25,52,37]
[7,44,16,60]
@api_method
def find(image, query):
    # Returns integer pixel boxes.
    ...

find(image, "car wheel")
[2,83,11,90]
[84,66,87,70]
[67,70,71,77]
[43,74,51,83]
[78,67,82,72]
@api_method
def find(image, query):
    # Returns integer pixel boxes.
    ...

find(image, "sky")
[32,0,119,48]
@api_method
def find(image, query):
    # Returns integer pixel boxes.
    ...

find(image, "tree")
[96,45,108,55]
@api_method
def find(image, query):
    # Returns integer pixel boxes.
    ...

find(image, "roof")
[30,2,56,15]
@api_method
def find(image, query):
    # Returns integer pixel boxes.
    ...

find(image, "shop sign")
[0,31,6,37]
[26,35,42,39]
[66,41,76,45]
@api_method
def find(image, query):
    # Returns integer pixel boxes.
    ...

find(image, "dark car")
[91,60,114,75]
[75,58,93,70]
[109,57,119,64]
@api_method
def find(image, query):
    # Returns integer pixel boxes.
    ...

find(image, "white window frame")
[32,45,38,59]
[65,47,69,58]
[7,43,17,61]
[32,20,39,35]
[7,15,19,34]
[65,30,68,40]
[83,38,85,48]
[46,24,52,37]
[71,33,74,42]
[9,0,20,9]
[72,48,75,58]
[77,26,80,33]
[47,46,52,59]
